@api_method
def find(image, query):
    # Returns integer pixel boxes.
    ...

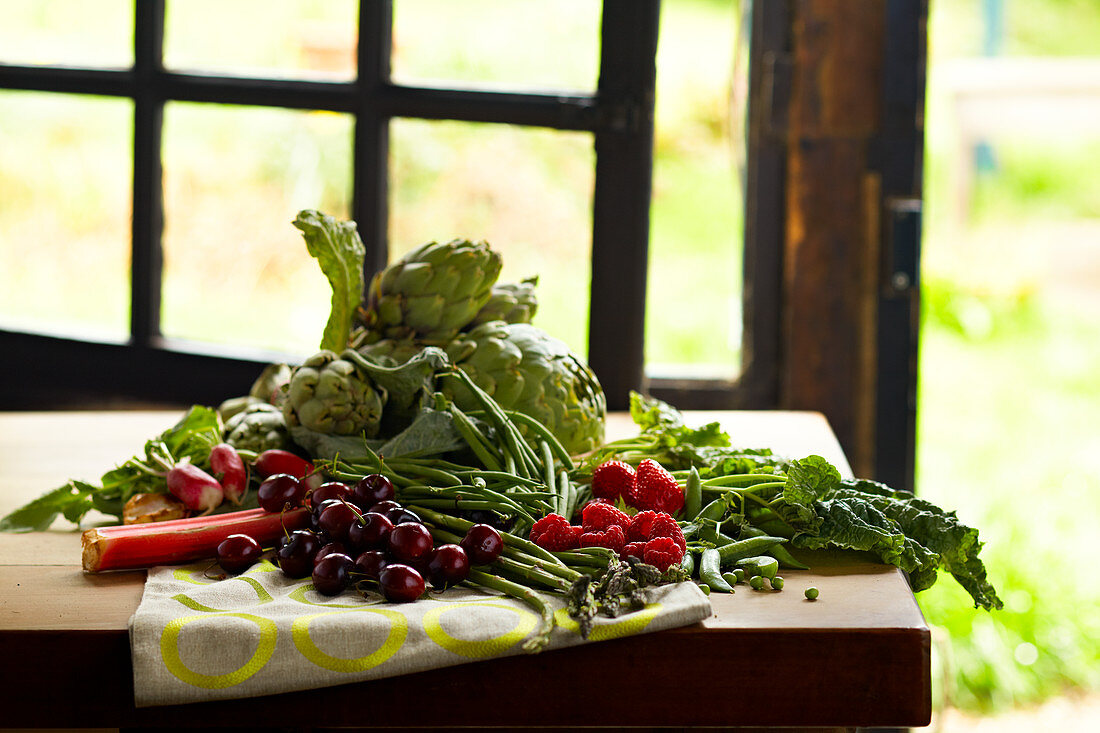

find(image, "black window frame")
[0,0,782,413]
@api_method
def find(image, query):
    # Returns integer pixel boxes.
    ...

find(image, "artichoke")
[282,350,387,437]
[355,239,503,345]
[468,277,538,328]
[224,403,290,453]
[443,321,606,455]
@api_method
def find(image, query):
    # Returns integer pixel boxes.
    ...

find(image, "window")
[0,0,780,415]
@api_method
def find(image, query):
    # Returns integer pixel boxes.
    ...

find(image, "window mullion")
[353,0,394,280]
[130,0,166,346]
[587,0,660,411]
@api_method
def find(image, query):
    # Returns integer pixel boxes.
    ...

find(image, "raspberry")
[621,541,647,560]
[648,512,687,553]
[643,536,684,571]
[581,501,631,533]
[579,525,626,554]
[627,459,684,515]
[530,513,579,551]
[591,460,635,501]
[628,510,659,542]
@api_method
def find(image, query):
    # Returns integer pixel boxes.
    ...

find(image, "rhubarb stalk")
[81,507,309,572]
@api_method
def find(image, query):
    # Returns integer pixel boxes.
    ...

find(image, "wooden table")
[0,410,930,731]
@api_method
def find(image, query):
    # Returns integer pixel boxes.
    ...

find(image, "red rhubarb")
[81,507,310,572]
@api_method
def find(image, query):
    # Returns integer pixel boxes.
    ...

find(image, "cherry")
[317,501,361,543]
[309,481,351,508]
[314,541,348,565]
[257,473,307,513]
[384,507,422,526]
[378,564,425,603]
[461,524,504,565]
[312,552,354,596]
[368,500,402,515]
[351,474,395,509]
[387,522,434,564]
[347,511,394,552]
[275,530,323,578]
[216,533,262,574]
[426,544,470,589]
[354,550,388,580]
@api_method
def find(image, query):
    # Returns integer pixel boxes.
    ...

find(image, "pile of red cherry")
[215,472,504,603]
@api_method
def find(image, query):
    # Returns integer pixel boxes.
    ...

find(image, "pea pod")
[683,466,703,520]
[678,550,695,578]
[716,535,786,567]
[696,495,731,523]
[740,524,809,569]
[736,554,779,579]
[699,548,735,593]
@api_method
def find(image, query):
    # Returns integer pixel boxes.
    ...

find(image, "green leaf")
[784,455,842,505]
[345,346,450,434]
[294,209,366,352]
[0,481,95,532]
[793,487,1003,611]
[378,409,467,458]
[629,391,685,431]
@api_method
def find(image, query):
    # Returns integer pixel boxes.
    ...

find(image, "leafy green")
[293,209,366,353]
[587,394,1002,611]
[0,406,222,532]
[789,479,1003,610]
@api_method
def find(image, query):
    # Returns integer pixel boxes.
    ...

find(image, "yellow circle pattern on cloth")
[553,603,663,641]
[292,608,408,673]
[160,612,277,689]
[422,602,537,658]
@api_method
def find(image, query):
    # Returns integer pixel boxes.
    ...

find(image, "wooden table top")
[0,410,930,730]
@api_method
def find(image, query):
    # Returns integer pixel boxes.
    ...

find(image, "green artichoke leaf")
[377,408,467,458]
[293,209,366,353]
[288,425,379,461]
[342,346,451,434]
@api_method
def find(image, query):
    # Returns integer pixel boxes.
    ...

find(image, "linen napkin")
[129,559,711,707]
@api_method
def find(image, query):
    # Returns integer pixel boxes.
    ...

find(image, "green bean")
[448,403,505,472]
[715,535,786,567]
[701,474,786,488]
[699,549,735,593]
[683,466,703,520]
[475,409,574,471]
[735,555,779,580]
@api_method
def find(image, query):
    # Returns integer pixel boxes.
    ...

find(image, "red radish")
[167,461,224,514]
[209,443,249,505]
[81,507,310,572]
[254,449,314,480]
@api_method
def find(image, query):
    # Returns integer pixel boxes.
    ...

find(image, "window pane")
[164,0,357,80]
[390,119,595,357]
[645,0,747,379]
[0,0,133,68]
[0,92,132,340]
[161,103,353,356]
[392,0,600,91]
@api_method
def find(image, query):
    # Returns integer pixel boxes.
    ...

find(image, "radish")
[209,443,249,505]
[167,461,224,514]
[254,449,321,490]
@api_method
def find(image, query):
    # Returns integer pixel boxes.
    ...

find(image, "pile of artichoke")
[221,232,606,457]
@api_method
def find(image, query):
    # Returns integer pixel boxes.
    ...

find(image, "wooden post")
[781,0,925,486]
